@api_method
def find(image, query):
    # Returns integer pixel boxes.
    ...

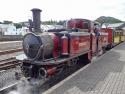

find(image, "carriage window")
[84,22,89,29]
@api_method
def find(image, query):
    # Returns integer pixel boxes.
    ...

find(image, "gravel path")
[0,68,21,89]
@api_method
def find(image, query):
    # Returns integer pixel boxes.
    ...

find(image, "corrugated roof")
[102,22,125,30]
[41,25,64,31]
[107,23,124,28]
[0,24,15,28]
[117,23,125,29]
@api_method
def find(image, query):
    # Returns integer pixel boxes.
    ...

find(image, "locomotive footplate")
[22,50,90,66]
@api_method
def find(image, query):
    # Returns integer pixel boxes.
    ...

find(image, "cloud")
[0,0,125,22]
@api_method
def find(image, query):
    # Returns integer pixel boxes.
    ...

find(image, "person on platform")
[94,24,100,55]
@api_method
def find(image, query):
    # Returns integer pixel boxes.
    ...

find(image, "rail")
[0,58,21,71]
[0,48,23,56]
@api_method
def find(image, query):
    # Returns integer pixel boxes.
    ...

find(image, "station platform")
[44,42,125,94]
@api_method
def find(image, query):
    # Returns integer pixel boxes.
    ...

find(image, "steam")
[8,91,21,94]
[7,78,45,94]
[8,80,33,94]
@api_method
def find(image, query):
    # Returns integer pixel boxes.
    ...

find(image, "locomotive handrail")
[78,28,89,32]
[32,45,44,61]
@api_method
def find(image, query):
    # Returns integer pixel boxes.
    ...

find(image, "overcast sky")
[0,0,125,22]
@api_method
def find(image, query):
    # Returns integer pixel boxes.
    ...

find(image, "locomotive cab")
[65,19,90,30]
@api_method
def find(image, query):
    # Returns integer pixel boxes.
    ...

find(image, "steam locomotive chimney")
[31,8,42,32]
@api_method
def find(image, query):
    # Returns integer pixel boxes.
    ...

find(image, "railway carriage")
[101,28,123,48]
[101,28,113,48]
[121,31,125,41]
[113,29,122,45]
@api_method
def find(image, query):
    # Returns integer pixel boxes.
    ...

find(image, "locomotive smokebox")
[31,8,42,32]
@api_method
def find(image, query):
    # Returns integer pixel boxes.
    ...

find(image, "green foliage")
[95,16,123,24]
[42,20,58,25]
[19,21,29,27]
[14,23,22,29]
[3,20,13,24]
[57,20,65,25]
[42,20,65,25]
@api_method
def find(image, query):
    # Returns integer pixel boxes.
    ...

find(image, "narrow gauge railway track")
[0,61,87,94]
[0,48,23,56]
[0,48,112,94]
[0,58,20,71]
[0,51,108,94]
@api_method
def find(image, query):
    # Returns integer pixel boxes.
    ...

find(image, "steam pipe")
[39,67,57,78]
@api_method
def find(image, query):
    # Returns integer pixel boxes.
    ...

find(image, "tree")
[95,16,123,24]
[3,20,13,24]
[14,23,22,29]
[57,20,65,25]
[42,20,58,25]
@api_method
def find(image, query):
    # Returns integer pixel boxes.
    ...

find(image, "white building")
[41,25,64,31]
[17,27,29,36]
[0,24,17,35]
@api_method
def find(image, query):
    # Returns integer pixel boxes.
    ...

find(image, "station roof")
[102,22,125,30]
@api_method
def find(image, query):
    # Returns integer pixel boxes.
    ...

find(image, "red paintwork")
[67,19,84,29]
[88,51,92,61]
[91,34,97,53]
[47,67,57,76]
[101,28,113,45]
[98,36,102,51]
[91,33,107,54]
[70,35,90,56]
[101,33,108,47]
[66,19,90,31]
[52,33,59,58]
[61,35,69,55]
[66,19,107,55]
[70,36,79,54]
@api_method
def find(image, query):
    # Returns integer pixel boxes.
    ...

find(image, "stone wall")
[0,35,23,41]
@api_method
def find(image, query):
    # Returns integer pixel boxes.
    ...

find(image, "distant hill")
[95,16,123,24]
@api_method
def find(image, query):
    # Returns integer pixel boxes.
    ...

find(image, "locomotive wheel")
[67,58,78,66]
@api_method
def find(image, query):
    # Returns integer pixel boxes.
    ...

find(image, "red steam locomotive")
[18,8,122,81]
